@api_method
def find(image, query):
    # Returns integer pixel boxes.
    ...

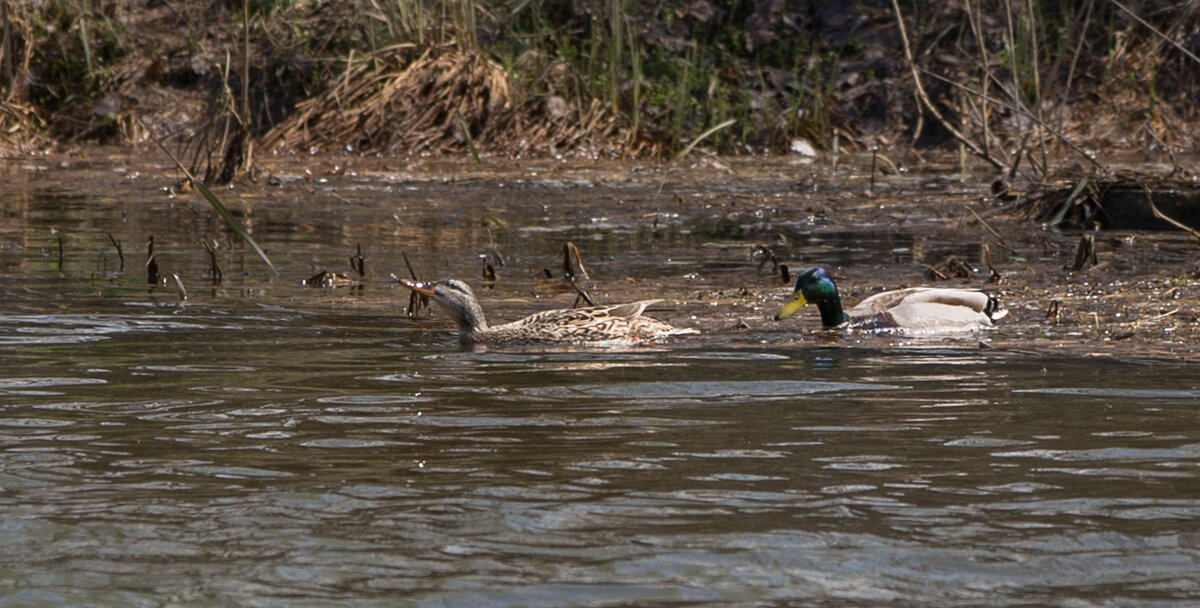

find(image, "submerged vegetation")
[3,0,1200,177]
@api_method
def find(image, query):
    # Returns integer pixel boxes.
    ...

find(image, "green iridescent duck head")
[774,267,851,328]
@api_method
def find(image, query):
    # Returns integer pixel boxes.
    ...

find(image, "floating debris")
[302,270,360,288]
[1019,177,1200,232]
[926,255,975,281]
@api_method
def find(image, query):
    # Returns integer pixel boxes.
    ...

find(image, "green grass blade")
[677,118,736,160]
[192,179,278,274]
[150,128,277,275]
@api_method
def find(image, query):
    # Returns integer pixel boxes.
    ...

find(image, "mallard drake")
[403,279,698,345]
[774,267,1006,331]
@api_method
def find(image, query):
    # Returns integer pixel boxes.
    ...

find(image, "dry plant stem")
[1023,0,1048,175]
[1063,0,1094,105]
[1143,124,1180,173]
[242,0,250,134]
[1108,0,1200,67]
[963,0,992,157]
[889,0,1002,170]
[919,69,1107,173]
[1143,186,1200,239]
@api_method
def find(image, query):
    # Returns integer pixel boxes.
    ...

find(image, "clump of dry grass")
[264,46,614,158]
[0,0,47,152]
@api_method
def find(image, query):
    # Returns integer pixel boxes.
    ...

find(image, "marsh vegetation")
[3,0,1198,179]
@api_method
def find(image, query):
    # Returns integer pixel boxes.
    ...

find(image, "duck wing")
[485,299,695,343]
[849,288,1004,331]
[507,299,663,327]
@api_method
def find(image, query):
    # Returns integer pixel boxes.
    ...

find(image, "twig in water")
[570,282,595,307]
[350,244,365,277]
[1144,186,1200,239]
[1070,232,1098,271]
[56,233,63,271]
[401,250,421,281]
[481,256,496,285]
[399,250,428,317]
[966,207,1017,254]
[563,242,589,281]
[203,239,223,285]
[984,242,1003,283]
[171,273,188,302]
[1045,299,1061,323]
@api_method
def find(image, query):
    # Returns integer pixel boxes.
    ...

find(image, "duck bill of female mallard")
[402,279,436,297]
[774,289,808,321]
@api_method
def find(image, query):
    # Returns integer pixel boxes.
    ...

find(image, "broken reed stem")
[1071,232,1097,271]
[570,282,595,307]
[983,242,1003,282]
[108,233,124,271]
[401,250,420,281]
[890,0,1003,170]
[563,241,589,281]
[170,272,187,302]
[146,235,160,285]
[203,239,223,284]
[351,243,365,277]
[1023,0,1048,174]
[963,0,993,158]
[56,233,63,271]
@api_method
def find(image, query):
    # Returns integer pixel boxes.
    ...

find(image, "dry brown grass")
[0,0,46,153]
[264,46,617,158]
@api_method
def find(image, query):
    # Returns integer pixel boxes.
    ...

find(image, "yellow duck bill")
[774,291,808,320]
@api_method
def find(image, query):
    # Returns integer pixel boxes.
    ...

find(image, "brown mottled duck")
[404,279,698,345]
[774,267,1006,331]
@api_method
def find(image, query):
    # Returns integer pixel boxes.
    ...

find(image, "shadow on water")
[0,157,1198,606]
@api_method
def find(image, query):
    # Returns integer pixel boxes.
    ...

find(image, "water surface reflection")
[1,304,1197,606]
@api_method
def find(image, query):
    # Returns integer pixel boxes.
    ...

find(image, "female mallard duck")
[774,267,1006,331]
[404,279,698,345]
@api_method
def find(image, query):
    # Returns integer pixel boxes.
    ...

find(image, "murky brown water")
[1,153,1198,606]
